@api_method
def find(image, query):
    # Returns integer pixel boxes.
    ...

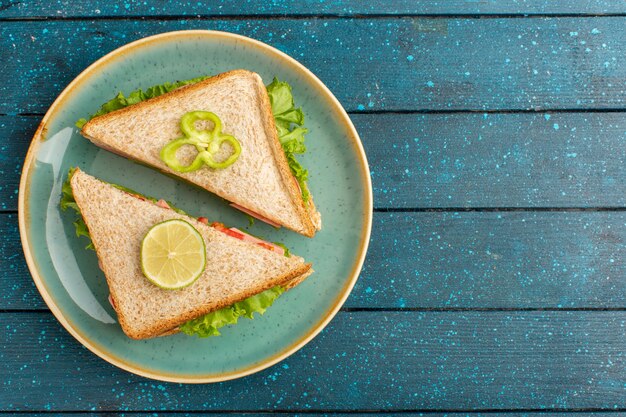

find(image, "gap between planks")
[3,308,626,313]
[6,208,626,215]
[3,13,626,22]
[2,408,626,414]
[4,109,626,118]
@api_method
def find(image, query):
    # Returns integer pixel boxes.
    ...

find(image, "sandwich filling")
[61,168,291,337]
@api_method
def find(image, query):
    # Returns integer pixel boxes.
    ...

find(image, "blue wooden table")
[2,0,626,413]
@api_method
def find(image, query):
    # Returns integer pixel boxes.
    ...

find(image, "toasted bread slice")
[70,169,313,340]
[81,70,321,237]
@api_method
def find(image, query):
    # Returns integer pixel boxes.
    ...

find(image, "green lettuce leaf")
[179,286,285,337]
[266,79,296,115]
[285,153,310,202]
[266,78,311,203]
[60,167,95,250]
[75,76,210,128]
[280,127,308,153]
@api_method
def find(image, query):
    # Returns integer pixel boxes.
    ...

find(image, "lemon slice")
[141,219,206,290]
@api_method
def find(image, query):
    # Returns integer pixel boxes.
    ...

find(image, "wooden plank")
[3,112,626,211]
[350,211,626,309]
[354,112,626,208]
[5,211,626,310]
[1,18,625,114]
[0,0,624,18]
[11,411,626,417]
[1,311,625,410]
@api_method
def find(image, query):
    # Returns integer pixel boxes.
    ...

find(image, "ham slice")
[156,199,171,209]
[229,203,281,228]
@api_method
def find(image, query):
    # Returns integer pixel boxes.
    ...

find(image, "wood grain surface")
[0,0,624,17]
[12,415,626,417]
[1,18,625,114]
[2,1,626,414]
[1,311,625,410]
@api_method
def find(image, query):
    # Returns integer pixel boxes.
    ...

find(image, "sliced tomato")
[211,223,246,240]
[259,242,285,255]
[197,217,209,225]
[256,241,279,252]
[230,228,285,255]
[211,224,284,254]
[223,228,246,240]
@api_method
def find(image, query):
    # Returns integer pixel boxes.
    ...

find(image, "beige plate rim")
[18,29,373,383]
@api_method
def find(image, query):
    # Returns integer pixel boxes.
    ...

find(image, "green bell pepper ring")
[160,111,241,172]
[201,134,242,169]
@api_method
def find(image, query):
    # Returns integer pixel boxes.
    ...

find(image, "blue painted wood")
[355,112,626,208]
[3,5,626,414]
[0,214,38,309]
[1,18,625,114]
[3,112,626,211]
[4,211,626,310]
[1,311,625,410]
[352,210,626,309]
[12,414,626,417]
[0,0,624,17]
[0,116,31,211]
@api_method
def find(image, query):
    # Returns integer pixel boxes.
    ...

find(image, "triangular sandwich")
[80,70,321,237]
[64,168,313,339]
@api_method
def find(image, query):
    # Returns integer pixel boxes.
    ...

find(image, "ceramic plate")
[18,30,372,383]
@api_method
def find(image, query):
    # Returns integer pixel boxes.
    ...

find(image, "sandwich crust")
[248,71,320,237]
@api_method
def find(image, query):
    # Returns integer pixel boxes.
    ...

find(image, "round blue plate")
[19,30,372,383]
